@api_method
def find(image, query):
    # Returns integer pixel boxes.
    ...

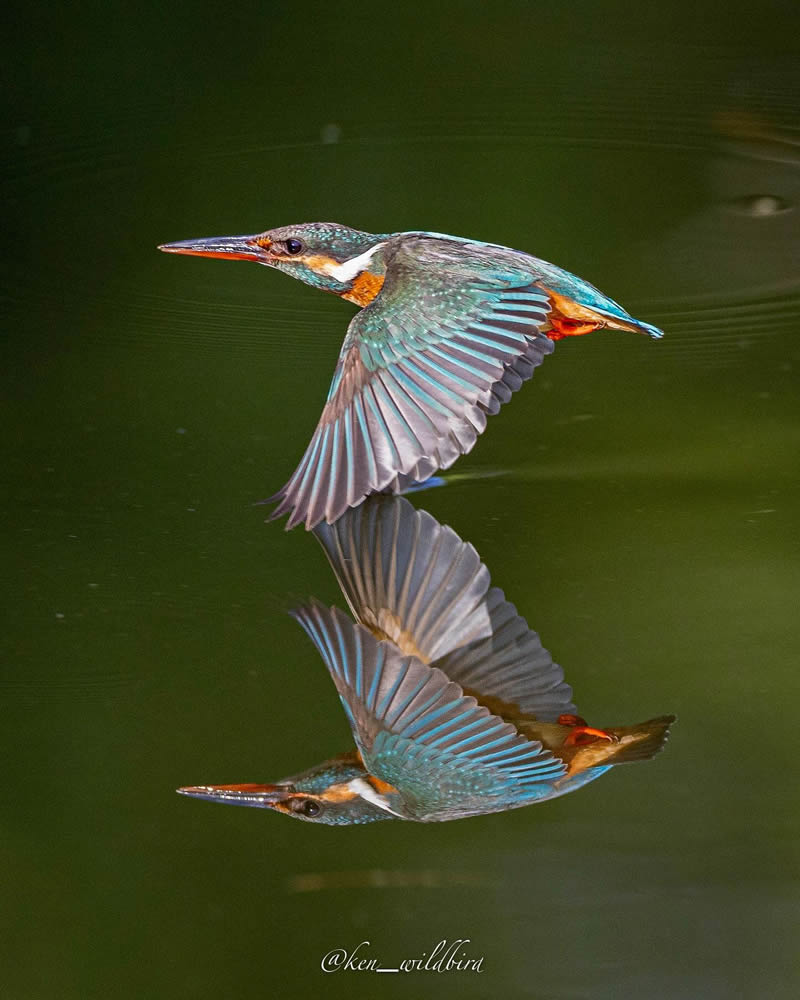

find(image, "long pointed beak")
[158,234,271,264]
[177,782,293,808]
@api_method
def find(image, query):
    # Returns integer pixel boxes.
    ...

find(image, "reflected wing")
[313,495,576,722]
[291,602,566,820]
[270,235,554,529]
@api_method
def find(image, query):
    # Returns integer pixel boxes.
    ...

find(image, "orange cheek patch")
[342,271,385,306]
[303,253,341,273]
[319,783,359,803]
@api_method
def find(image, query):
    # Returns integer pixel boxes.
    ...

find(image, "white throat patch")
[322,242,386,283]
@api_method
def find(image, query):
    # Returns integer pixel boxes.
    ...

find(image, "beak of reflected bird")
[158,234,271,264]
[176,782,293,808]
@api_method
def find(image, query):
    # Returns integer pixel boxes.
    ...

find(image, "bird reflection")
[178,496,674,824]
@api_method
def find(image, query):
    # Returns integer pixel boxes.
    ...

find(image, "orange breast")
[342,270,385,307]
[367,774,399,797]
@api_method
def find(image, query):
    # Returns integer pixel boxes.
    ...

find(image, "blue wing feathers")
[270,237,658,527]
[290,602,567,813]
[313,496,576,721]
[365,643,385,711]
[270,251,555,528]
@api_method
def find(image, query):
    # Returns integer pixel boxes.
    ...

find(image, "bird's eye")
[285,238,304,255]
[290,797,321,817]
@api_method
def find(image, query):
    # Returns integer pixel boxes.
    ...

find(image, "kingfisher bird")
[178,496,674,825]
[159,223,663,530]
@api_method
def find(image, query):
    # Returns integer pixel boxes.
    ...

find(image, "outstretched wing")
[270,235,553,529]
[291,602,566,820]
[313,494,576,722]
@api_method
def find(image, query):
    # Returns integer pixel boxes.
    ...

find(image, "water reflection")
[179,495,673,823]
[287,870,491,894]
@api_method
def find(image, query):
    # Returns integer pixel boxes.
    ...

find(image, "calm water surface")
[3,4,799,997]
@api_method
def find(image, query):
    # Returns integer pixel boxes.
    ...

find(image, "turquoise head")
[177,751,398,826]
[158,222,390,300]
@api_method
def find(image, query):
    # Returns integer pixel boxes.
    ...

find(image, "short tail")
[630,317,664,340]
[590,308,664,341]
[607,715,676,764]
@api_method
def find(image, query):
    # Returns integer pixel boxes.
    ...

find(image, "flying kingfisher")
[178,496,674,825]
[159,223,663,530]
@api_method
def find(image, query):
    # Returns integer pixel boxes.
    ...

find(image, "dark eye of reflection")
[294,799,320,817]
[285,238,304,255]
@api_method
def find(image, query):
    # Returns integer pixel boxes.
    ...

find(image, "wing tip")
[262,485,333,532]
[289,598,350,638]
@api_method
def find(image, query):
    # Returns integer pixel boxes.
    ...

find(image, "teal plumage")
[276,235,555,528]
[312,491,574,719]
[159,223,663,529]
[177,496,674,825]
[290,602,566,822]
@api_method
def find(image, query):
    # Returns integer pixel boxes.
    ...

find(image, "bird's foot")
[558,714,617,747]
[563,727,617,747]
[547,317,602,341]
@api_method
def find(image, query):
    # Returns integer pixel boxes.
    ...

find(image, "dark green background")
[3,2,799,997]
